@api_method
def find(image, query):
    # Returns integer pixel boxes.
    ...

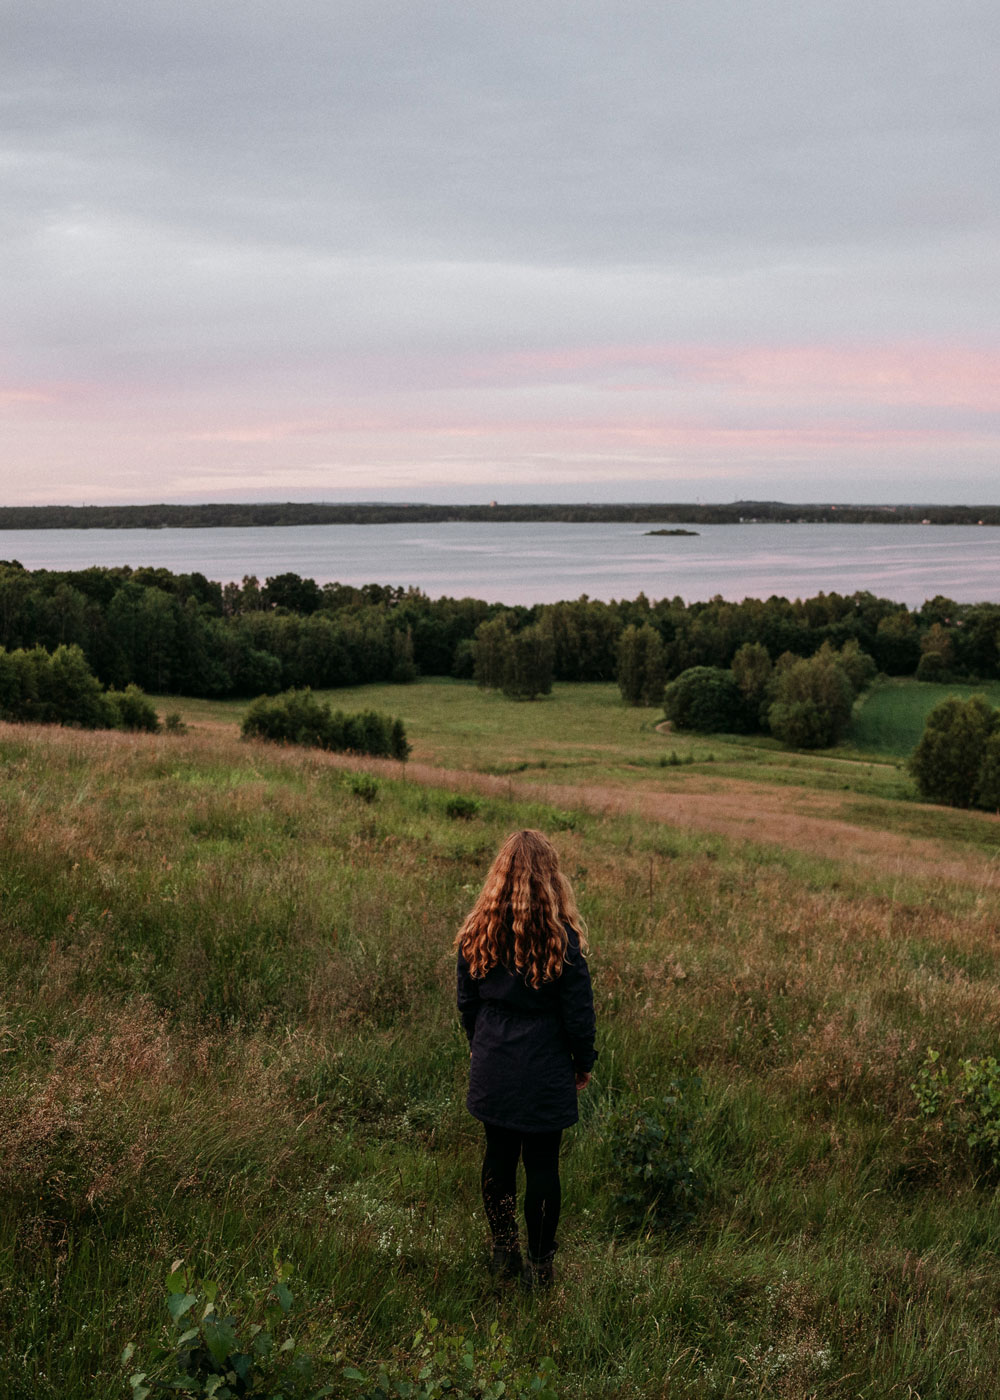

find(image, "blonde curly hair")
[455,829,586,989]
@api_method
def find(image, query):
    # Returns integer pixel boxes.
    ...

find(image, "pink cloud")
[0,387,55,408]
[464,341,1000,413]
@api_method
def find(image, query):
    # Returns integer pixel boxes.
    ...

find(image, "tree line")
[1,560,998,706]
[0,643,159,731]
[3,501,1000,529]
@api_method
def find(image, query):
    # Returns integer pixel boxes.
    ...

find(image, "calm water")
[1,522,998,607]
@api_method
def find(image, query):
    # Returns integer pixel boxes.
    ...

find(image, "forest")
[0,559,997,703]
[2,500,1000,528]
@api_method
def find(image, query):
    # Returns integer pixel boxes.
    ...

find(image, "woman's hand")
[575,1071,592,1091]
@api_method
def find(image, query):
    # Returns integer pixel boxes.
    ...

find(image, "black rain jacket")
[457,923,597,1133]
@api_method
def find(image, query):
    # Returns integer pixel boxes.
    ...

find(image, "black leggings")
[481,1122,562,1260]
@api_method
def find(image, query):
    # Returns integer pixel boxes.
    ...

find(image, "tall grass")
[2,719,1000,1397]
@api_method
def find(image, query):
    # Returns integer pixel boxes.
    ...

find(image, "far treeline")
[1,560,998,705]
[2,501,1000,528]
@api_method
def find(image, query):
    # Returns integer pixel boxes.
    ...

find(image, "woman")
[455,829,597,1290]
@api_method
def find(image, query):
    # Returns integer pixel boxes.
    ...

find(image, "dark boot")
[488,1244,524,1283]
[522,1246,557,1292]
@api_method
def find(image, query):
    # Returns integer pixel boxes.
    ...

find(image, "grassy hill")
[2,688,1000,1397]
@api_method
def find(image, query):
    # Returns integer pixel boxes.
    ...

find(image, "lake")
[1,521,998,607]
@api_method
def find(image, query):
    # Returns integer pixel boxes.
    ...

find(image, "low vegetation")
[2,688,1000,1397]
[242,689,411,761]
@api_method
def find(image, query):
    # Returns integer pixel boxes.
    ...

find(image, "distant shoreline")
[2,502,1000,530]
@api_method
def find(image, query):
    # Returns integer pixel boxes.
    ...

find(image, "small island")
[645,527,700,536]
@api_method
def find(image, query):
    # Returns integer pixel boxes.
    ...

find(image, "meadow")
[2,677,1000,1398]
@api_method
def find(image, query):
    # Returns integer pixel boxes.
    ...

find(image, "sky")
[2,0,999,506]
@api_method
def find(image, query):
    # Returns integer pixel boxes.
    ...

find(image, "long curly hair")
[455,829,586,989]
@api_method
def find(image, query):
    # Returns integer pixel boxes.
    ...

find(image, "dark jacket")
[457,923,597,1133]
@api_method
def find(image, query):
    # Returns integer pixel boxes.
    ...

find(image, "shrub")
[122,1260,323,1400]
[836,638,877,693]
[908,694,999,807]
[0,644,159,731]
[349,773,380,803]
[164,711,188,734]
[766,650,854,749]
[663,667,750,734]
[917,622,955,682]
[912,1049,1000,1178]
[105,684,161,732]
[608,1082,703,1231]
[242,690,410,761]
[125,1271,559,1400]
[915,651,952,684]
[974,730,1000,811]
[872,611,921,674]
[445,795,480,821]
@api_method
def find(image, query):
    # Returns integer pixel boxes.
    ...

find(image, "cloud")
[1,1,999,502]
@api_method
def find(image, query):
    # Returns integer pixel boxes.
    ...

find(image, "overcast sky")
[3,0,999,505]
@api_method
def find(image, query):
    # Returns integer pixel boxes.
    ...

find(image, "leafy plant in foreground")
[341,1313,558,1400]
[608,1081,704,1231]
[122,1258,328,1399]
[122,1270,559,1400]
[912,1048,1000,1176]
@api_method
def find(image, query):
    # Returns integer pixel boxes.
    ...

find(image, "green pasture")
[161,679,916,802]
[3,719,1000,1397]
[847,678,1000,757]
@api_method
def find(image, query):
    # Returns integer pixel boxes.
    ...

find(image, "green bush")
[608,1083,703,1231]
[908,694,999,807]
[349,773,380,803]
[915,651,952,684]
[766,649,855,749]
[242,689,410,760]
[974,730,1000,811]
[122,1260,325,1400]
[124,1270,558,1400]
[105,684,161,732]
[444,795,480,821]
[913,1049,1000,1177]
[663,667,750,734]
[0,644,158,731]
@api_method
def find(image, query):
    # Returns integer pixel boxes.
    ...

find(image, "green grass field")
[163,678,919,799]
[848,678,1000,758]
[3,704,1000,1398]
